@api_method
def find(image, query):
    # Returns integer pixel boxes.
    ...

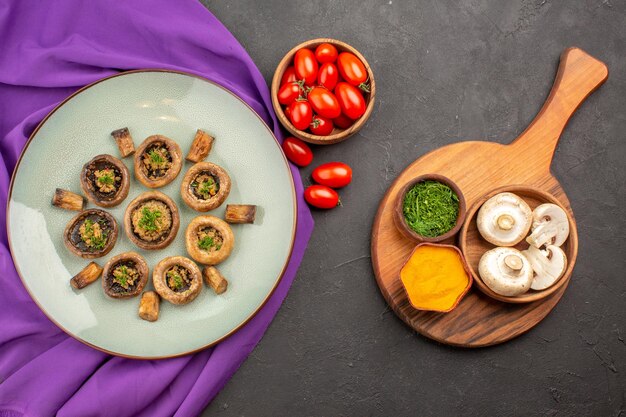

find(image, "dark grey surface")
[200,1,625,416]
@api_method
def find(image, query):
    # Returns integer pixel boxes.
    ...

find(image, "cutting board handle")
[511,47,608,172]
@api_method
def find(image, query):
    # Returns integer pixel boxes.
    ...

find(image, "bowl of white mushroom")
[458,185,577,303]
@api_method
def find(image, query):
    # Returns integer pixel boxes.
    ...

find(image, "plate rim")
[6,69,298,359]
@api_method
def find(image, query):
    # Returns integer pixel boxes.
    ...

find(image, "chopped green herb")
[148,149,165,165]
[113,266,129,288]
[81,219,108,250]
[138,207,162,231]
[402,180,459,238]
[198,236,215,250]
[167,271,183,290]
[97,173,114,185]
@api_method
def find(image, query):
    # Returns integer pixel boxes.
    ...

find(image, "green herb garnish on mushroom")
[113,265,130,289]
[97,172,114,186]
[402,181,459,237]
[167,270,184,290]
[197,235,215,250]
[80,218,108,250]
[138,207,162,232]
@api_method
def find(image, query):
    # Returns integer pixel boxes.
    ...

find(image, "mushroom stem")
[497,214,515,230]
[504,254,523,271]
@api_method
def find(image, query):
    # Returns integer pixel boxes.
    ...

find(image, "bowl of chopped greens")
[393,174,466,243]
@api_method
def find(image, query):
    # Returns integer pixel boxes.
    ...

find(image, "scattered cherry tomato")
[277,82,301,105]
[281,66,298,86]
[282,137,313,167]
[314,43,338,63]
[294,48,318,86]
[308,86,341,119]
[284,105,291,119]
[337,52,368,89]
[317,63,339,91]
[333,113,354,129]
[310,115,334,136]
[312,162,352,188]
[304,185,339,209]
[335,82,366,120]
[287,100,313,130]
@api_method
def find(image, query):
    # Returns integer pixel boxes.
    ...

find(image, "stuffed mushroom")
[80,154,130,207]
[153,256,202,305]
[124,191,180,250]
[181,162,231,211]
[102,251,148,299]
[185,215,234,265]
[134,135,182,188]
[64,209,118,258]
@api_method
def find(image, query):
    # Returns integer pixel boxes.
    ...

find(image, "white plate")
[7,71,296,359]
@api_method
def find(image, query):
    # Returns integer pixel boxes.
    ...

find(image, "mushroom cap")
[180,162,231,212]
[477,192,532,246]
[80,154,130,208]
[185,215,235,265]
[102,251,149,299]
[478,247,533,296]
[153,256,202,305]
[522,244,567,290]
[526,203,570,248]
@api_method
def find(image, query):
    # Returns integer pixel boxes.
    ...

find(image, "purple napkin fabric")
[0,1,314,416]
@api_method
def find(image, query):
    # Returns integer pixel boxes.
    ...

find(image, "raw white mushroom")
[478,247,534,296]
[522,245,568,290]
[526,203,570,248]
[477,192,532,246]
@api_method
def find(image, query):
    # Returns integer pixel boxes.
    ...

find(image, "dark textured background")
[200,1,625,416]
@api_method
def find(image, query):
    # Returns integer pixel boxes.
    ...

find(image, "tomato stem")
[358,82,371,93]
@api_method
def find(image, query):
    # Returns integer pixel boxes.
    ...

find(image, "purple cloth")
[0,1,313,416]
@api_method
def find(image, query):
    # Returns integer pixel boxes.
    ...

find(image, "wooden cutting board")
[370,48,608,347]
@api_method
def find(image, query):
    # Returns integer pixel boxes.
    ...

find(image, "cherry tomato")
[304,185,339,209]
[284,105,291,119]
[294,48,318,86]
[312,162,352,188]
[314,43,338,63]
[277,82,301,105]
[308,87,341,119]
[281,66,298,86]
[337,52,368,88]
[317,63,339,90]
[310,116,334,136]
[282,137,313,167]
[287,100,313,130]
[333,113,354,129]
[334,82,366,120]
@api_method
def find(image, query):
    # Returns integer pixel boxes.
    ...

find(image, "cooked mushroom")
[477,192,532,246]
[203,266,228,294]
[111,127,135,158]
[153,256,202,305]
[186,129,214,163]
[64,209,118,259]
[102,251,149,299]
[134,135,183,188]
[80,154,130,208]
[526,203,570,248]
[478,247,533,296]
[180,162,231,212]
[522,245,567,290]
[138,291,160,322]
[52,188,85,211]
[224,204,257,224]
[185,215,235,265]
[124,191,180,250]
[70,262,103,289]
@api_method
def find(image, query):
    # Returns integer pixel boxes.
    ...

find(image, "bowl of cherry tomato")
[271,38,375,145]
